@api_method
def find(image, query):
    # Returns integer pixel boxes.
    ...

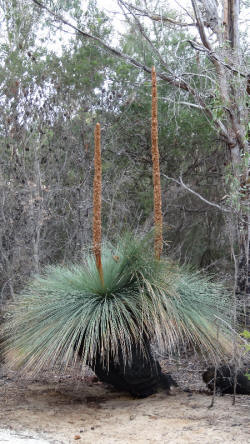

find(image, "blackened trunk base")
[80,340,177,398]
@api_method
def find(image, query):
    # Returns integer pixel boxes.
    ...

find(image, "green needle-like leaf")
[4,234,234,374]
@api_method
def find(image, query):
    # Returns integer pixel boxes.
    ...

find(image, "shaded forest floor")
[0,358,250,444]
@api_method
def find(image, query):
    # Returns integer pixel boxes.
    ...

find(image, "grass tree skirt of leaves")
[4,233,234,396]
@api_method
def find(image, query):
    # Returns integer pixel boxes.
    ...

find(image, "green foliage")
[241,330,250,340]
[241,330,250,353]
[5,234,233,374]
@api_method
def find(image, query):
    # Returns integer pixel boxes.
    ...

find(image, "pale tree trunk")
[222,0,249,326]
[224,0,240,50]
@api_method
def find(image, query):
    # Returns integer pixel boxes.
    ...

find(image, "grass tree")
[4,234,233,375]
[4,81,235,396]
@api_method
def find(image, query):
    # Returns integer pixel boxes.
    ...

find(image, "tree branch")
[163,174,230,212]
[160,97,203,109]
[187,40,247,78]
[191,0,212,51]
[117,1,196,27]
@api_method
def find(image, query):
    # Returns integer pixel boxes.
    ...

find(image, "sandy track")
[0,365,250,444]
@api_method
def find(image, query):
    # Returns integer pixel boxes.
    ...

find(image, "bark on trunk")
[78,337,177,398]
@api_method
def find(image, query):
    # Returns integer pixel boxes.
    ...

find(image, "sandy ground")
[0,360,250,444]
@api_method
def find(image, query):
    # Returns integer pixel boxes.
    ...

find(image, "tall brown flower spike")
[151,66,163,260]
[93,122,104,285]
